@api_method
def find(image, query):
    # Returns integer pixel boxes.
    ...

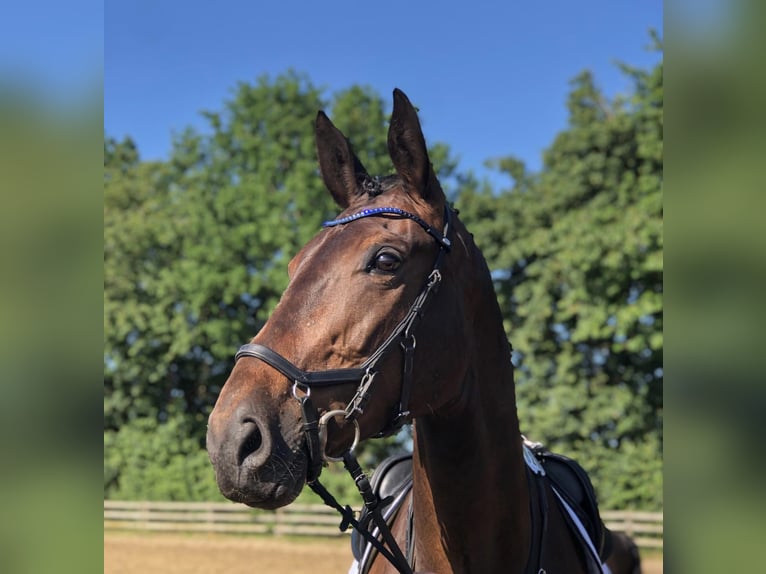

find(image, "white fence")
[104,500,662,550]
[601,510,663,550]
[104,500,345,537]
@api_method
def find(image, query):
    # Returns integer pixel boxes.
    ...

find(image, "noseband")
[234,205,452,477]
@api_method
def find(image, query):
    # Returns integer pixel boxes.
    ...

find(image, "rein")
[233,204,453,574]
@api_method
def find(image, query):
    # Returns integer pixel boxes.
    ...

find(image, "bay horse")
[207,89,640,573]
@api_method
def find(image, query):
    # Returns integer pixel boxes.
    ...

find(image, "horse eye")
[372,251,401,273]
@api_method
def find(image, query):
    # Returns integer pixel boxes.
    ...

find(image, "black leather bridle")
[232,205,452,574]
[235,205,452,470]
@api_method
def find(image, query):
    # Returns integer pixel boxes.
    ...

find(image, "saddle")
[524,439,611,562]
[351,443,611,573]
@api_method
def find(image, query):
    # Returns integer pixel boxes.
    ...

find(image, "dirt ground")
[104,532,663,574]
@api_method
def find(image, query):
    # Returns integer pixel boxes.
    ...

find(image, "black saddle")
[351,444,611,572]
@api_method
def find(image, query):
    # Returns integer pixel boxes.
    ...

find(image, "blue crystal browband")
[322,207,451,251]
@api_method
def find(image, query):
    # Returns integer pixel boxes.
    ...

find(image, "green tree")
[105,73,333,436]
[458,54,663,509]
[104,61,662,508]
[104,414,223,501]
[104,137,181,429]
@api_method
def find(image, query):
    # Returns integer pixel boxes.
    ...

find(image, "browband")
[323,207,452,252]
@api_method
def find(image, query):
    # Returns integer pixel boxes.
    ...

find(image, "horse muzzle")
[206,397,308,509]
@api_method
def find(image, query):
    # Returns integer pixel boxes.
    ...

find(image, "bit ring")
[318,409,361,463]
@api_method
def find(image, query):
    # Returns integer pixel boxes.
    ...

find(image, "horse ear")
[315,111,369,209]
[387,89,442,201]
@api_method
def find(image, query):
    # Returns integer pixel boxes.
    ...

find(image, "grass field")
[105,532,662,574]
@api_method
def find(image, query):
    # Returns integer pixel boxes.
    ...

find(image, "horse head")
[206,90,475,509]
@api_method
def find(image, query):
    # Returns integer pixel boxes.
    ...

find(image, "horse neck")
[411,244,530,573]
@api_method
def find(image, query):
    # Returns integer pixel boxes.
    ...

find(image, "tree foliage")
[104,57,663,509]
[104,414,223,501]
[458,54,663,509]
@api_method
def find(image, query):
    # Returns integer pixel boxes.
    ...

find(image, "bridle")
[230,204,553,574]
[234,204,452,474]
[232,204,453,574]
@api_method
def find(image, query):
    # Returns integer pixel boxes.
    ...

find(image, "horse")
[605,531,642,574]
[207,88,641,574]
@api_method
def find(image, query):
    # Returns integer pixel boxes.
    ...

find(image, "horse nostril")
[237,422,263,466]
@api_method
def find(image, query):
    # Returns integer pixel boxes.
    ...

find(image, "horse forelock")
[357,173,402,199]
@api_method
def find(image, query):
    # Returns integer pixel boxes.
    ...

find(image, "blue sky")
[106,1,662,188]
